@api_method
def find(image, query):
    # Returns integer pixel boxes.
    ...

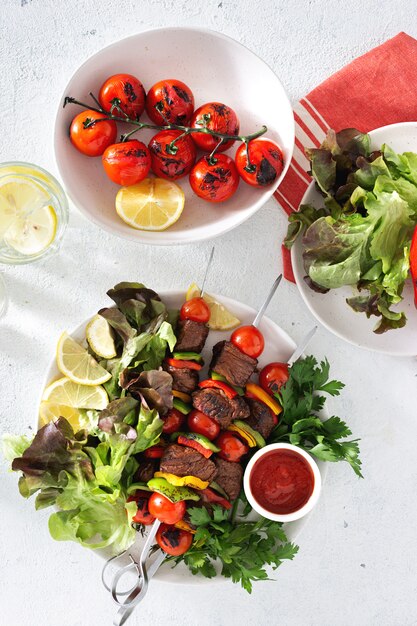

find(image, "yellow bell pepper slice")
[245,382,282,415]
[174,520,196,534]
[228,423,257,447]
[154,471,209,490]
[172,389,192,403]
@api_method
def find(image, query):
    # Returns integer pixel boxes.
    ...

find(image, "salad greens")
[285,128,417,333]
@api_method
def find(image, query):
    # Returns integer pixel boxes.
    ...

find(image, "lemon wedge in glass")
[56,332,111,386]
[115,177,185,231]
[186,283,241,331]
[42,377,109,410]
[86,314,117,359]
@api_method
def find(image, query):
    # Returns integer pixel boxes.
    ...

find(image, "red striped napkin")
[276,32,417,282]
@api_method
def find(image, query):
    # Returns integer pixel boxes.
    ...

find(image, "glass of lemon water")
[0,162,68,315]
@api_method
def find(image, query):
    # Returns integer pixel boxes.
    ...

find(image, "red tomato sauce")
[249,449,314,515]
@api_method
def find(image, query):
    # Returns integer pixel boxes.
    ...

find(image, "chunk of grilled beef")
[210,341,257,387]
[163,363,199,394]
[175,319,209,353]
[192,388,249,428]
[134,458,158,484]
[214,458,243,501]
[160,444,216,482]
[245,398,275,440]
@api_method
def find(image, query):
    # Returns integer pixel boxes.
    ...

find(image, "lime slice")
[186,283,241,331]
[56,332,111,386]
[115,177,185,231]
[86,314,117,359]
[42,377,109,410]
[38,401,82,431]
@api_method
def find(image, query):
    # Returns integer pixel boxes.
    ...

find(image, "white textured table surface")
[1,2,417,625]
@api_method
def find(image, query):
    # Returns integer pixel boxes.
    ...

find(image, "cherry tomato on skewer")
[259,362,289,395]
[148,130,196,180]
[156,523,193,556]
[102,140,151,185]
[180,297,210,323]
[235,138,284,187]
[162,408,186,435]
[146,79,194,125]
[191,102,239,152]
[127,491,155,526]
[148,493,186,525]
[189,155,239,203]
[187,409,220,441]
[215,431,249,463]
[231,325,265,358]
[70,110,117,157]
[99,73,146,120]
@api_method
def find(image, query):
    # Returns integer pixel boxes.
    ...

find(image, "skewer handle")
[200,246,215,296]
[252,274,282,328]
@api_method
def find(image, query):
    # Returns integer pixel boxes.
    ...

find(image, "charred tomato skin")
[191,102,240,152]
[127,491,155,526]
[259,362,289,395]
[102,140,151,185]
[146,79,194,126]
[235,138,284,187]
[156,523,193,556]
[189,154,239,203]
[148,130,196,180]
[99,73,146,120]
[162,408,186,435]
[70,110,117,157]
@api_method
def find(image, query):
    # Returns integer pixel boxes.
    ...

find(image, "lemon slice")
[38,401,82,430]
[186,283,241,331]
[115,177,185,231]
[56,332,111,386]
[86,314,117,359]
[42,377,109,410]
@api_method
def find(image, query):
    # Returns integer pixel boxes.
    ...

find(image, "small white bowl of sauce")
[243,443,322,522]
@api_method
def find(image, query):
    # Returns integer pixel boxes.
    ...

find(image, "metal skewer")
[252,274,282,328]
[287,326,318,366]
[200,246,215,297]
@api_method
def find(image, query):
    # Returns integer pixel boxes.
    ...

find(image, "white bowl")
[292,122,417,356]
[54,27,294,245]
[243,443,322,522]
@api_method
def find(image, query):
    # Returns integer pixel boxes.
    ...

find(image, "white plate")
[292,122,417,356]
[54,27,294,245]
[40,290,327,584]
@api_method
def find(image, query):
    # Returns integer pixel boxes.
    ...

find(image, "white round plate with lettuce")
[292,122,417,356]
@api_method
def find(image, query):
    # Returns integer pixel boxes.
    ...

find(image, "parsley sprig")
[171,503,298,592]
[271,356,362,477]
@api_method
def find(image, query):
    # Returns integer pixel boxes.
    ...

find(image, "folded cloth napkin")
[276,32,417,282]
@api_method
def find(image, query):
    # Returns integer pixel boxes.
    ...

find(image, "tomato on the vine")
[99,73,146,121]
[156,523,193,556]
[187,409,220,441]
[162,408,186,435]
[235,138,284,187]
[189,155,239,203]
[102,140,151,185]
[148,130,196,180]
[148,493,186,525]
[191,102,239,152]
[70,110,117,157]
[180,297,210,323]
[259,362,289,395]
[127,491,155,526]
[146,79,194,126]
[231,325,264,359]
[215,431,249,463]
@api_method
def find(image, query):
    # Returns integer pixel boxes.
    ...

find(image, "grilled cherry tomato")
[127,491,155,525]
[216,431,249,463]
[180,297,210,323]
[189,155,239,203]
[148,130,196,180]
[146,79,194,125]
[99,73,146,120]
[187,409,220,441]
[162,408,186,435]
[144,444,165,459]
[102,140,151,185]
[231,325,264,358]
[156,523,193,556]
[70,110,117,157]
[235,138,284,187]
[148,493,186,524]
[191,102,239,152]
[259,362,289,395]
